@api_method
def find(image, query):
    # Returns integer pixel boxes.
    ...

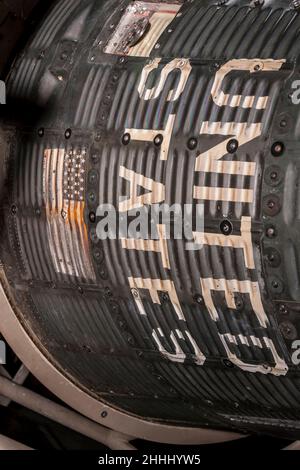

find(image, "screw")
[93,248,103,262]
[89,212,96,223]
[187,137,198,150]
[279,304,288,315]
[122,133,131,145]
[11,205,17,215]
[132,289,139,299]
[194,294,204,304]
[65,128,72,139]
[91,154,99,163]
[280,119,287,128]
[88,191,96,203]
[220,220,233,236]
[88,170,98,185]
[61,209,67,220]
[270,171,278,180]
[154,134,163,147]
[38,127,44,137]
[101,411,108,418]
[100,269,107,279]
[266,226,276,238]
[271,142,284,157]
[227,139,239,154]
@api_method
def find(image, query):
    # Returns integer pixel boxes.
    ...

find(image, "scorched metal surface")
[1,0,300,439]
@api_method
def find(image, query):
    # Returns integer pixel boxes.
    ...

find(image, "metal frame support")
[0,375,136,450]
[0,364,29,407]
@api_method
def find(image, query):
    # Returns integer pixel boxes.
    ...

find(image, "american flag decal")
[43,147,95,282]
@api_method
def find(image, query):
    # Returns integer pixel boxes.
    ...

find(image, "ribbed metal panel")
[2,0,300,437]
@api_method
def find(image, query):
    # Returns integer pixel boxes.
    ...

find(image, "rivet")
[38,127,44,137]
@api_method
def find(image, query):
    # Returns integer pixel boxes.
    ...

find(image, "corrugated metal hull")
[1,0,300,437]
